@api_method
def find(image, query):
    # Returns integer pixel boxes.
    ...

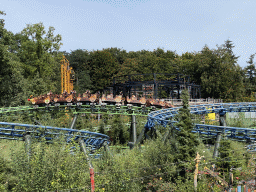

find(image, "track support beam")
[213,133,222,158]
[103,141,112,156]
[24,134,32,162]
[79,138,94,192]
[70,114,78,129]
[135,127,146,146]
[132,115,137,144]
[213,113,226,158]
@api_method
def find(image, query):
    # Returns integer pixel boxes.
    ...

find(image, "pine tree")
[173,89,199,162]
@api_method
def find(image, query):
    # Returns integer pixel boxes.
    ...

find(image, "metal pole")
[219,114,227,127]
[79,138,94,192]
[194,152,202,191]
[132,115,137,144]
[24,134,32,162]
[79,138,93,168]
[154,73,158,99]
[135,127,146,145]
[213,113,226,158]
[213,133,222,158]
[70,114,78,129]
[103,141,112,156]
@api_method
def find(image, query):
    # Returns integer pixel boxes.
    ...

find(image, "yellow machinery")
[206,107,216,120]
[60,56,75,94]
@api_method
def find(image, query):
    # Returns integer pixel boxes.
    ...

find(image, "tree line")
[1,11,256,107]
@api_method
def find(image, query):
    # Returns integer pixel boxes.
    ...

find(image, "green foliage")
[7,139,89,191]
[87,50,119,92]
[0,13,62,106]
[98,122,105,135]
[18,23,62,78]
[0,115,253,192]
[109,115,129,145]
[226,112,256,128]
[197,43,244,100]
[216,140,248,169]
[0,155,16,191]
[214,139,249,186]
[173,89,199,162]
[66,49,92,93]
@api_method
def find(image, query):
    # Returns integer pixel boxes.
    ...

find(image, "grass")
[226,112,256,128]
[0,139,24,161]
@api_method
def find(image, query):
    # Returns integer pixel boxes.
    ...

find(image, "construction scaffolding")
[60,56,75,94]
[112,73,201,99]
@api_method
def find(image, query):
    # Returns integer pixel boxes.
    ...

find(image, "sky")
[1,0,255,68]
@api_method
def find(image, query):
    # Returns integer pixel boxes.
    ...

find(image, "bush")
[9,138,90,191]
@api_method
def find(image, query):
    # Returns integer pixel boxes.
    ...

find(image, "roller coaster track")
[0,122,109,151]
[0,104,151,152]
[146,102,256,142]
[2,102,256,152]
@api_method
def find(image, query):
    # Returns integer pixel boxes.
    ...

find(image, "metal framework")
[112,73,201,99]
[60,56,75,94]
[145,102,256,142]
[0,122,109,151]
[2,103,256,146]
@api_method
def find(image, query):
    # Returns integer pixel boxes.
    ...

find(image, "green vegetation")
[0,90,254,191]
[173,90,199,162]
[1,10,256,191]
[1,11,256,106]
[226,112,256,128]
[0,123,252,191]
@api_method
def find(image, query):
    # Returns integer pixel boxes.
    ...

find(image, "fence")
[164,98,223,106]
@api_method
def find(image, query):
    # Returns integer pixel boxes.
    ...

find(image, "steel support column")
[79,138,94,192]
[132,115,137,144]
[70,114,78,129]
[135,127,146,146]
[103,141,112,156]
[24,134,32,162]
[213,113,226,158]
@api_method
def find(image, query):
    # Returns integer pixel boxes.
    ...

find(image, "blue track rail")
[145,102,256,141]
[0,122,110,151]
[1,102,256,151]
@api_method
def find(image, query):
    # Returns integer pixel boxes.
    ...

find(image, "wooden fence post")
[194,152,203,191]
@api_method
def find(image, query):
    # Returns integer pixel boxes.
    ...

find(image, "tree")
[173,89,199,162]
[195,42,244,100]
[86,50,119,92]
[109,115,129,145]
[215,139,249,185]
[103,47,128,65]
[222,39,239,62]
[15,22,63,94]
[0,11,27,106]
[244,54,256,96]
[66,49,92,93]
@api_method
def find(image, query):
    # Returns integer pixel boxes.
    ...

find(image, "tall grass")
[226,112,256,128]
[0,135,232,192]
[0,138,90,191]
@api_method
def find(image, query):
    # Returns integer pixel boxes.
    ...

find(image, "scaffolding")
[112,73,201,99]
[60,56,75,94]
